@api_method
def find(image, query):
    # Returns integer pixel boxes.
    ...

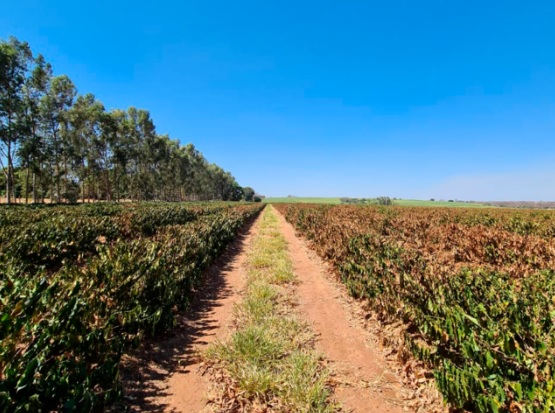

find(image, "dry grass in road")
[204,207,339,412]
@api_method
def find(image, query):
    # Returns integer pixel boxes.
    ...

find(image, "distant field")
[264,197,489,208]
[395,199,490,208]
[263,197,342,204]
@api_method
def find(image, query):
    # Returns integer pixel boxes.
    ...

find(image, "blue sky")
[2,1,555,200]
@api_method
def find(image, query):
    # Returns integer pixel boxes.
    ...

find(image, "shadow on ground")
[108,216,258,412]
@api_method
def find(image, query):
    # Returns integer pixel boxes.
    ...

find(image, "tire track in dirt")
[115,213,262,412]
[273,205,408,413]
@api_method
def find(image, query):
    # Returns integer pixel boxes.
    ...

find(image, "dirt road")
[119,206,441,412]
[274,207,407,413]
[118,215,260,412]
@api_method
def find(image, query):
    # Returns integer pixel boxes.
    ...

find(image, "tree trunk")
[25,167,30,204]
[63,156,68,203]
[55,162,60,202]
[6,142,12,205]
[114,166,119,202]
[81,161,86,204]
[32,172,37,204]
[53,128,60,203]
[104,171,111,201]
[5,172,9,205]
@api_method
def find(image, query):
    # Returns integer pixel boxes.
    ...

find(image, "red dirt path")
[274,206,407,412]
[116,215,261,412]
[116,206,444,412]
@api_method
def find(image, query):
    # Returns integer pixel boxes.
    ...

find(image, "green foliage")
[339,197,368,204]
[276,204,555,412]
[0,203,226,269]
[339,197,393,205]
[0,36,253,204]
[243,186,255,202]
[0,202,263,412]
[375,196,393,205]
[0,37,33,205]
[264,197,343,204]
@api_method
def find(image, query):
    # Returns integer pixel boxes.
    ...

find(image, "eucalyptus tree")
[67,93,105,202]
[39,74,76,202]
[125,107,157,200]
[146,134,167,200]
[17,54,52,203]
[243,186,255,202]
[207,164,242,201]
[0,37,33,204]
[183,143,213,200]
[1,35,252,204]
[101,109,130,201]
[175,144,194,201]
[181,143,200,200]
[156,135,182,201]
[224,171,244,201]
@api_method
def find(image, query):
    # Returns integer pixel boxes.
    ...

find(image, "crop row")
[393,206,555,238]
[0,202,236,269]
[0,203,263,412]
[275,204,555,413]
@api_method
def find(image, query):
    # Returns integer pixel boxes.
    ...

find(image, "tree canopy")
[0,36,253,204]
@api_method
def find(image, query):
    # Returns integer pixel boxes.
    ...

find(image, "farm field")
[132,206,423,412]
[3,4,554,412]
[264,197,489,207]
[4,201,554,412]
[264,197,343,204]
[274,203,555,412]
[0,202,263,412]
[395,199,490,208]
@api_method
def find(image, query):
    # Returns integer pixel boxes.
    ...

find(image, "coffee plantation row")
[0,202,263,412]
[274,204,555,413]
[0,203,239,270]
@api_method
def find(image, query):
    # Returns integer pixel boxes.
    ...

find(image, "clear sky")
[2,1,555,200]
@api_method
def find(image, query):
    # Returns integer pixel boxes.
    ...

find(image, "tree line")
[340,197,394,205]
[0,36,256,204]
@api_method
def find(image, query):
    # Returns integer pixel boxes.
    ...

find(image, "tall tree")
[243,186,255,202]
[39,75,76,202]
[18,54,52,203]
[1,36,252,204]
[105,109,132,201]
[67,93,105,202]
[0,37,33,204]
